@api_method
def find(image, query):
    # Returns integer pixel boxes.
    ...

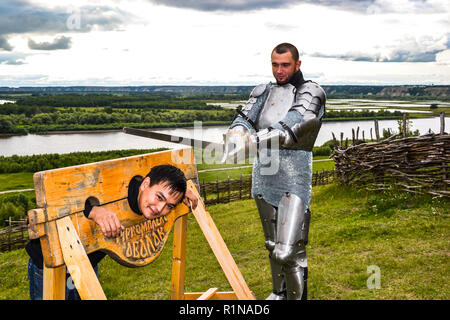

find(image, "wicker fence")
[332,112,449,197]
[0,217,28,252]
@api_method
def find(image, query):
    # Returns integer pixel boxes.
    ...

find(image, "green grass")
[1,184,448,300]
[0,173,34,192]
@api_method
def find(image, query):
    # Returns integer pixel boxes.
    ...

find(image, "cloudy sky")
[0,0,449,86]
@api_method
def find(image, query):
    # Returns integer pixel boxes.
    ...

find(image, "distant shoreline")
[1,114,448,138]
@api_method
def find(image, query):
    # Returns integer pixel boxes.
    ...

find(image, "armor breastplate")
[256,83,296,130]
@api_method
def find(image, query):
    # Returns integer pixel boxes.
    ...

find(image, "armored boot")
[255,195,286,300]
[272,193,311,300]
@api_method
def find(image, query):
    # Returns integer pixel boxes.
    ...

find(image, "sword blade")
[123,127,224,150]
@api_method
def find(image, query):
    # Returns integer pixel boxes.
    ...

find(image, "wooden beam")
[197,288,218,300]
[184,292,238,300]
[171,215,188,300]
[187,181,255,300]
[43,265,66,300]
[56,216,106,300]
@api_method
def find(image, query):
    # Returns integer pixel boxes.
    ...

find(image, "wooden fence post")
[374,119,380,141]
[216,176,219,204]
[227,176,231,203]
[440,111,445,135]
[202,178,207,203]
[331,132,337,149]
[8,217,11,252]
[402,113,407,137]
[239,174,242,200]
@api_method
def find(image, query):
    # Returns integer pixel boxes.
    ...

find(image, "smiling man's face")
[137,177,183,219]
[271,50,301,85]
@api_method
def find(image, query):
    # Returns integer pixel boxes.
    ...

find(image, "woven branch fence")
[0,217,28,252]
[331,112,449,197]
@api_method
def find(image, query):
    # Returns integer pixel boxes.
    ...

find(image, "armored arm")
[255,81,326,152]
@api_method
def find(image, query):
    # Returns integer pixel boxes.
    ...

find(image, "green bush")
[313,146,332,157]
[0,193,34,227]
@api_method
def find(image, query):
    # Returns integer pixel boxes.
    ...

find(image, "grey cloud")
[147,0,375,12]
[28,36,72,50]
[311,49,442,63]
[0,36,13,51]
[145,0,443,13]
[0,0,134,50]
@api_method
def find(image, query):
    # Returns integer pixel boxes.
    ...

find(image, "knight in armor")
[222,43,326,300]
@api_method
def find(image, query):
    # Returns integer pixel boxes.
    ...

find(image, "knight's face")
[271,51,301,85]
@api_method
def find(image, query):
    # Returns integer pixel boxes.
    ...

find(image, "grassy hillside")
[0,184,448,300]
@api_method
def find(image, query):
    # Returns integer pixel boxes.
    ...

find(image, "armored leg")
[272,193,311,300]
[255,195,286,300]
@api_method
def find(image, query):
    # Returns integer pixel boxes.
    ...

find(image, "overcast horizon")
[0,0,449,87]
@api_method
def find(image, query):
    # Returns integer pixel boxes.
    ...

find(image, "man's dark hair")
[146,164,187,200]
[272,43,299,62]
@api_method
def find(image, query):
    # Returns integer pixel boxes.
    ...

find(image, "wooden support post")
[440,111,445,135]
[55,216,106,300]
[43,265,66,300]
[171,215,188,300]
[187,181,255,300]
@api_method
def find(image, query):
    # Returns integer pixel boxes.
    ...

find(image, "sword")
[123,127,252,163]
[122,127,224,150]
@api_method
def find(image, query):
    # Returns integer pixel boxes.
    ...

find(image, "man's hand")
[183,188,198,210]
[88,206,125,238]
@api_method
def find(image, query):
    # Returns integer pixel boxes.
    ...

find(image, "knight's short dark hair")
[272,43,299,62]
[146,164,187,200]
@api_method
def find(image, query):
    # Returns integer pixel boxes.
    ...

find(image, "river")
[0,116,448,157]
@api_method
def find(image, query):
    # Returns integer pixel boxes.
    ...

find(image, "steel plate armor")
[226,73,325,300]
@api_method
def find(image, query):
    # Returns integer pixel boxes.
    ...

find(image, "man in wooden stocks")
[25,164,198,300]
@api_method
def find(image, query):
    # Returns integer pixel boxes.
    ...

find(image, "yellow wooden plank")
[28,148,198,268]
[184,292,238,300]
[197,288,219,300]
[43,265,66,300]
[56,216,107,300]
[171,215,188,300]
[33,148,196,223]
[187,181,255,300]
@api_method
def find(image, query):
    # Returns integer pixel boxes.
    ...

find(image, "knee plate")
[272,193,311,266]
[284,265,306,300]
[255,195,277,251]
